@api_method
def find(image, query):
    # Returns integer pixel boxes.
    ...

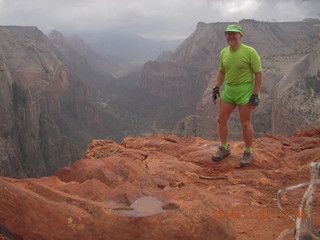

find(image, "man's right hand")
[212,86,220,104]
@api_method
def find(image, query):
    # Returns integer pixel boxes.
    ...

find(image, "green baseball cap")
[224,25,243,34]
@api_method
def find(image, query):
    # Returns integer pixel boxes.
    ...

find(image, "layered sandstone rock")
[0,26,100,177]
[0,129,320,239]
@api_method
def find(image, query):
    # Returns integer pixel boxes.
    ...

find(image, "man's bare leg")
[212,100,236,161]
[238,103,253,148]
[238,103,254,167]
[218,100,236,144]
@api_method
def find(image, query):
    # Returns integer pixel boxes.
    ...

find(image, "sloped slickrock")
[1,129,320,240]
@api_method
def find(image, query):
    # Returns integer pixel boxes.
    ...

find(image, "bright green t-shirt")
[219,44,262,85]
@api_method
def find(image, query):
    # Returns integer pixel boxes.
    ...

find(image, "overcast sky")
[0,0,319,39]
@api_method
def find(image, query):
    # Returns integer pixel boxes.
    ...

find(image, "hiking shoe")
[240,150,253,167]
[212,145,231,161]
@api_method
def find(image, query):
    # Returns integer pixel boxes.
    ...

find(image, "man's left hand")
[249,94,259,109]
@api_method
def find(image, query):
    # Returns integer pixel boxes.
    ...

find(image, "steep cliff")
[272,41,320,136]
[142,20,320,139]
[139,22,226,110]
[0,26,101,178]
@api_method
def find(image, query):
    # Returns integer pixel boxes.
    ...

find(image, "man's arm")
[215,71,225,87]
[253,72,262,95]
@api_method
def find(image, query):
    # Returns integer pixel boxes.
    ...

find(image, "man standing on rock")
[212,25,262,167]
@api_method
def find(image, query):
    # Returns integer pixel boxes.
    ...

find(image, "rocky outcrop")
[0,129,320,240]
[0,26,100,178]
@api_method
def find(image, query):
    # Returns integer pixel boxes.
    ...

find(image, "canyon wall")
[0,26,100,177]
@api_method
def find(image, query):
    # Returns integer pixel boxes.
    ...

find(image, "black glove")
[249,94,259,107]
[212,86,220,102]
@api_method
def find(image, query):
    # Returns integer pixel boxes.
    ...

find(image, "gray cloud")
[0,0,319,39]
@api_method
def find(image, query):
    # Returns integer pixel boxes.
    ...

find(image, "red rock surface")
[0,235,10,240]
[1,129,320,240]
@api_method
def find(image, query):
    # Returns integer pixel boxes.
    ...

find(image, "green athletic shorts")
[221,82,254,106]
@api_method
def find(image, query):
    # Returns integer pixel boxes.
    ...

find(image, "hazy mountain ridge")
[64,33,125,79]
[48,30,115,94]
[78,31,183,77]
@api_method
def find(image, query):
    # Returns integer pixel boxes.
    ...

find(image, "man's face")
[225,32,242,46]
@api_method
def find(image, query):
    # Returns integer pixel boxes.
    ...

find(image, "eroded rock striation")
[272,41,320,136]
[0,26,100,178]
[0,129,320,239]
